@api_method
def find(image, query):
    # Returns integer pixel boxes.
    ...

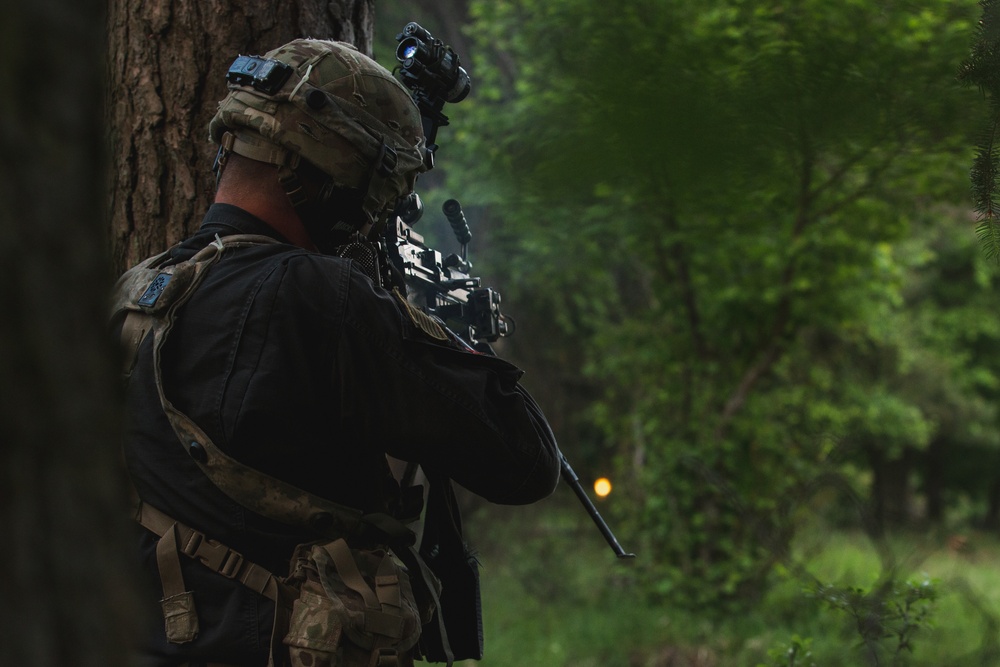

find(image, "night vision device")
[393,22,471,169]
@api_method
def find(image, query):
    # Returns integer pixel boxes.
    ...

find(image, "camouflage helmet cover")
[209,39,426,223]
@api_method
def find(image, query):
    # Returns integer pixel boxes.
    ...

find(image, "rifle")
[385,22,635,560]
[382,197,511,350]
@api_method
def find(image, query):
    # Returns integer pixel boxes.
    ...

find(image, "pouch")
[283,539,422,667]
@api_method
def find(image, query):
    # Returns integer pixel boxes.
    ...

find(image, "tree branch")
[713,140,815,440]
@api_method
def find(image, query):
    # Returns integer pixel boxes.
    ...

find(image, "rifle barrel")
[560,454,636,559]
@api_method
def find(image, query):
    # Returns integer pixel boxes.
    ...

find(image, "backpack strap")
[156,523,199,643]
[136,498,286,600]
[114,233,416,545]
[115,233,445,658]
[135,495,297,656]
[113,234,283,375]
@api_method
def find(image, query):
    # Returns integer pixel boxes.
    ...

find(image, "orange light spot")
[594,477,612,498]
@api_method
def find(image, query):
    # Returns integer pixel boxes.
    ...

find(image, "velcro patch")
[138,272,172,308]
[393,289,447,341]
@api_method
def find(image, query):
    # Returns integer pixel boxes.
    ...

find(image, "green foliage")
[960,0,1000,261]
[759,636,817,667]
[466,500,1000,666]
[812,576,938,663]
[451,0,982,612]
[374,0,1000,656]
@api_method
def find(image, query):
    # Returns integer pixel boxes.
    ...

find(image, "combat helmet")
[209,38,427,237]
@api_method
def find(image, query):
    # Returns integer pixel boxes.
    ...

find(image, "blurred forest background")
[2,0,996,665]
[374,1,1000,665]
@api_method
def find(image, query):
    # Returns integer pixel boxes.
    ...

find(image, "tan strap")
[118,234,417,547]
[120,311,154,378]
[368,555,408,640]
[375,555,402,610]
[119,234,432,663]
[401,543,452,666]
[227,130,300,170]
[155,523,187,598]
[137,500,285,602]
[206,232,285,248]
[318,540,407,641]
[156,523,199,643]
[138,237,409,544]
[138,498,294,661]
[323,539,380,609]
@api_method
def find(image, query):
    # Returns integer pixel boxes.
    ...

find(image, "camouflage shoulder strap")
[112,233,417,545]
[114,234,451,663]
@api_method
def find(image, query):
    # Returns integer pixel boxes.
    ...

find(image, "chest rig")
[112,234,455,667]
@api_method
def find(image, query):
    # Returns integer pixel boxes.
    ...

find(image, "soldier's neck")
[214,178,317,251]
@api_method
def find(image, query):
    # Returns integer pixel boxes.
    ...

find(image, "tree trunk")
[923,437,945,524]
[0,2,138,666]
[106,0,376,273]
[984,472,1000,530]
[866,445,915,528]
[0,5,381,666]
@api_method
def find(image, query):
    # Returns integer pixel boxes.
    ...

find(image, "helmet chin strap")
[211,132,236,188]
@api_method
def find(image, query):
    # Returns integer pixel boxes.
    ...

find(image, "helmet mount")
[209,39,427,245]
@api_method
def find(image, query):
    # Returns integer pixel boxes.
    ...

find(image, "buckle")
[373,648,399,667]
[375,143,398,176]
[219,550,245,579]
[212,132,236,183]
[278,167,308,208]
[180,530,203,558]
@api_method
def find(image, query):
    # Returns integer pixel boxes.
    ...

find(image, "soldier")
[113,38,560,667]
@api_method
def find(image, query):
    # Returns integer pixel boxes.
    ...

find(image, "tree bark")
[0,2,138,666]
[106,0,376,273]
[0,4,381,666]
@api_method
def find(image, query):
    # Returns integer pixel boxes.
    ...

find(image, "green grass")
[456,499,1000,666]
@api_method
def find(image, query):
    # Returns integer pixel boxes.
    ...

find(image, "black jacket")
[123,204,560,666]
